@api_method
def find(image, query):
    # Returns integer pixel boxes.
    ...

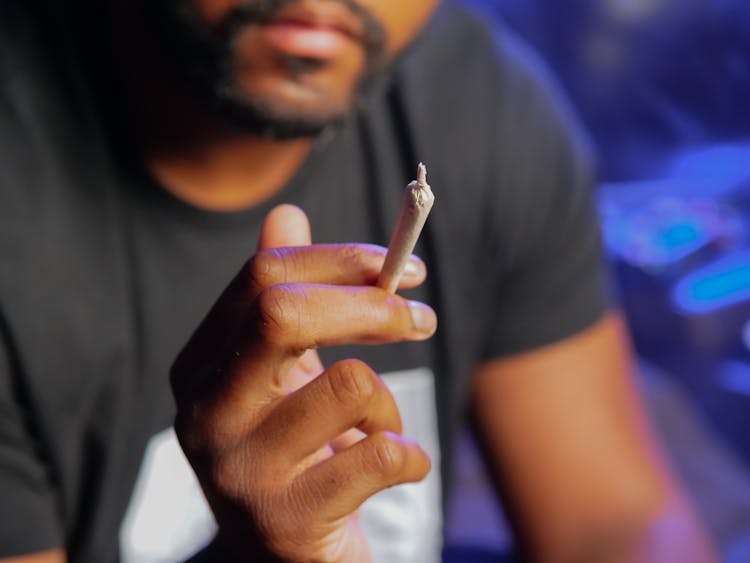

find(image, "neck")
[110,3,312,212]
[143,117,312,212]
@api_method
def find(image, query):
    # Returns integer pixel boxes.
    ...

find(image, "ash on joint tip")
[413,163,433,207]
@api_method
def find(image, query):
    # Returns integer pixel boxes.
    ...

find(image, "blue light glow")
[672,252,750,314]
[692,267,750,301]
[718,361,750,397]
[668,145,750,187]
[661,223,700,250]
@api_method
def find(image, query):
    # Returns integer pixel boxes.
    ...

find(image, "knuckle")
[262,519,305,560]
[245,251,284,293]
[339,244,369,274]
[263,497,305,545]
[210,452,248,499]
[246,488,306,556]
[327,359,377,410]
[363,433,406,480]
[255,285,298,346]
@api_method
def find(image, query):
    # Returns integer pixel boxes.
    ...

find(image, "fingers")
[292,431,431,524]
[254,203,425,298]
[180,282,435,431]
[172,245,426,399]
[243,244,427,300]
[258,204,312,249]
[202,284,434,412]
[251,284,436,349]
[170,204,436,561]
[255,360,402,463]
[171,203,426,397]
[329,428,366,453]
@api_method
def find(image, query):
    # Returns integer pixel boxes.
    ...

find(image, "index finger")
[171,245,426,400]
[242,244,426,300]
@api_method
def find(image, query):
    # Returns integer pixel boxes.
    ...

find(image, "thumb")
[257,204,312,250]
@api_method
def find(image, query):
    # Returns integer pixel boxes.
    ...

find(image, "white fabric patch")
[119,428,217,563]
[360,367,443,563]
[119,367,442,563]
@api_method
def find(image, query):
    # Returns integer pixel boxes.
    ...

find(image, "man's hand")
[171,205,434,562]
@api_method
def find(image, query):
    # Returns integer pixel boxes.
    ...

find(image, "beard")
[146,0,388,139]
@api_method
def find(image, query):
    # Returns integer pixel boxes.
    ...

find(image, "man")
[0,0,715,562]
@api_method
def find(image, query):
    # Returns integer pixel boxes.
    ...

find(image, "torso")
[0,2,608,560]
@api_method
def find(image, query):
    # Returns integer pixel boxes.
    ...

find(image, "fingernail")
[408,301,437,336]
[404,258,422,278]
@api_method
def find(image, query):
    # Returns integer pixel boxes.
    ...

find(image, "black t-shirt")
[0,0,608,560]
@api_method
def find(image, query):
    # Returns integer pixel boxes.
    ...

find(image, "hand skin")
[170,205,434,562]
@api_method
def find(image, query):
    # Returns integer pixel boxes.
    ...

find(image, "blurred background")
[444,1,750,561]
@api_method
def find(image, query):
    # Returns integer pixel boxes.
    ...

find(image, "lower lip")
[258,22,355,59]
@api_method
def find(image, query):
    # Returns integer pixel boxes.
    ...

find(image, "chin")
[213,69,360,139]
[214,84,350,139]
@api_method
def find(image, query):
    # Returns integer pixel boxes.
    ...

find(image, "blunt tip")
[417,162,427,185]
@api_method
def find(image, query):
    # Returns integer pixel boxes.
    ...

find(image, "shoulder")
[401,2,583,118]
[379,4,608,358]
[390,1,596,252]
[399,0,592,168]
[0,0,125,338]
[0,0,113,225]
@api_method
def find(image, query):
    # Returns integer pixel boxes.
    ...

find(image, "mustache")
[147,0,390,123]
[212,0,387,56]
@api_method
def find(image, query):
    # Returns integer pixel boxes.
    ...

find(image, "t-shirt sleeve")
[480,31,611,360]
[0,329,64,556]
